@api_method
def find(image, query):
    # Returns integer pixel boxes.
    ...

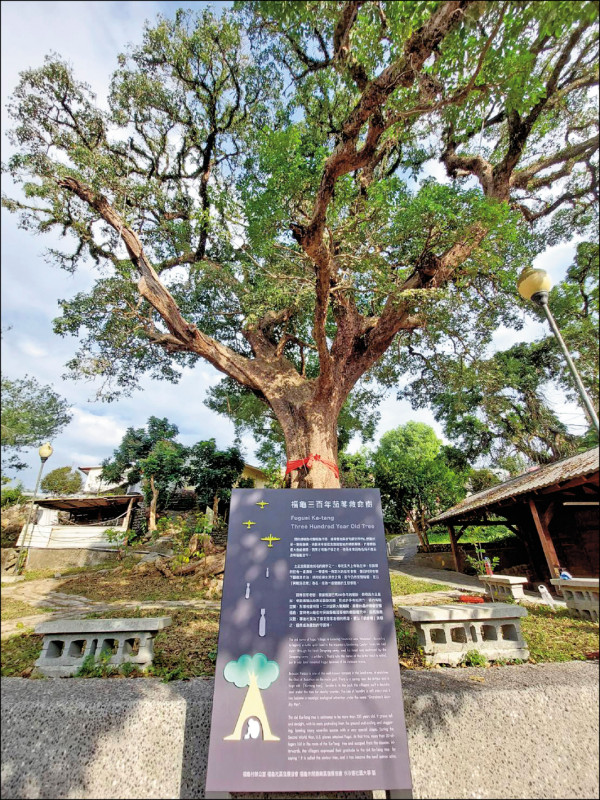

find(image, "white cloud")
[532,241,578,283]
[16,339,48,359]
[68,408,127,448]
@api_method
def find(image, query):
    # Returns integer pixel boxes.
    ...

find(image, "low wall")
[413,551,458,571]
[2,663,598,799]
[16,524,121,550]
[24,547,121,572]
[417,540,529,575]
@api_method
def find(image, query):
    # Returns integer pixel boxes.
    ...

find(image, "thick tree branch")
[510,134,599,189]
[292,0,471,397]
[56,176,264,392]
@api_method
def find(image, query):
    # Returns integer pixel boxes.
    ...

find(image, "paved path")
[2,663,598,799]
[387,533,566,605]
[388,533,484,591]
[2,542,563,640]
[1,576,222,638]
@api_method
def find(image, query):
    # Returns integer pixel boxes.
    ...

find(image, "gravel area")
[2,662,598,799]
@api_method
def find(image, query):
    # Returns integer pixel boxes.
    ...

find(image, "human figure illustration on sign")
[243,718,262,739]
[223,653,280,741]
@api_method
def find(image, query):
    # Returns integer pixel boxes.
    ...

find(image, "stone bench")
[550,578,599,622]
[34,617,171,677]
[478,574,528,602]
[396,604,529,666]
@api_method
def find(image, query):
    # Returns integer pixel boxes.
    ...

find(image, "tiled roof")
[429,447,599,525]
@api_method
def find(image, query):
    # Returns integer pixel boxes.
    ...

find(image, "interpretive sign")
[206,489,412,795]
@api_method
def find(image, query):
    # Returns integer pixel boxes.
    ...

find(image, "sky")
[0,1,588,490]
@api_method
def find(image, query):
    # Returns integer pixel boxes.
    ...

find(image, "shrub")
[1,484,25,508]
[463,650,488,667]
[464,542,500,575]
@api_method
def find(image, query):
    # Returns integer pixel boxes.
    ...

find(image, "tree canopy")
[371,421,468,545]
[40,466,83,495]
[101,416,245,529]
[186,438,245,521]
[398,240,599,467]
[1,374,72,472]
[101,416,185,529]
[3,1,598,487]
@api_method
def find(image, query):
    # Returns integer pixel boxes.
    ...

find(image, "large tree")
[371,422,469,546]
[3,2,598,488]
[40,466,83,496]
[1,374,72,472]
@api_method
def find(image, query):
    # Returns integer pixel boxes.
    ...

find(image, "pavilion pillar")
[448,524,461,572]
[122,496,136,533]
[528,498,560,579]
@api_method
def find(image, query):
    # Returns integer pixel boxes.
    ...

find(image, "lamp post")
[517,267,599,435]
[16,442,53,574]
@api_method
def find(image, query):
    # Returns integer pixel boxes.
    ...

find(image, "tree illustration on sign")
[223,653,280,741]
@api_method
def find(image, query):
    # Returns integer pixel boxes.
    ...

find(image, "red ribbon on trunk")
[285,453,340,479]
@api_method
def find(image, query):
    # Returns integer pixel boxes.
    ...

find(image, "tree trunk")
[279,403,341,489]
[212,494,219,525]
[149,475,158,532]
[418,509,431,552]
[407,509,429,551]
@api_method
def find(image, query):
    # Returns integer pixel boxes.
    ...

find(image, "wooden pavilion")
[428,448,599,583]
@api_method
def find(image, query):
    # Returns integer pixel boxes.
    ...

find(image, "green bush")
[1,484,25,508]
[75,650,117,678]
[464,542,500,575]
[463,650,488,667]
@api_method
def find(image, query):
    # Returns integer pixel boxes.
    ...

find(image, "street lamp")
[16,442,53,574]
[517,266,599,435]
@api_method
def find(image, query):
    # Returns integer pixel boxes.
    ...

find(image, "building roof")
[429,447,599,525]
[35,495,141,511]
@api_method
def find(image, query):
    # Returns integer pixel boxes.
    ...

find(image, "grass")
[2,603,598,678]
[1,598,54,621]
[83,607,220,680]
[389,572,452,595]
[427,527,516,545]
[396,617,428,669]
[1,632,43,677]
[522,605,600,663]
[7,557,131,583]
[394,604,599,669]
[1,607,221,680]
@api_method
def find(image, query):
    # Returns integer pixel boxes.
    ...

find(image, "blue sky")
[1,1,586,489]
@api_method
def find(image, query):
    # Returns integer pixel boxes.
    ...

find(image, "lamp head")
[517,266,552,305]
[38,442,53,461]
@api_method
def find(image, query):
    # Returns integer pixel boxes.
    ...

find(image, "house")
[239,463,269,489]
[78,462,269,494]
[78,465,120,494]
[15,493,142,570]
[428,447,599,583]
[16,461,270,570]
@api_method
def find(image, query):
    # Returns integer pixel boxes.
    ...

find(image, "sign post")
[206,489,412,797]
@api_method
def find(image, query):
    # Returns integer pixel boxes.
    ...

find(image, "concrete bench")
[396,604,529,666]
[550,578,599,622]
[34,617,171,677]
[478,574,528,602]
